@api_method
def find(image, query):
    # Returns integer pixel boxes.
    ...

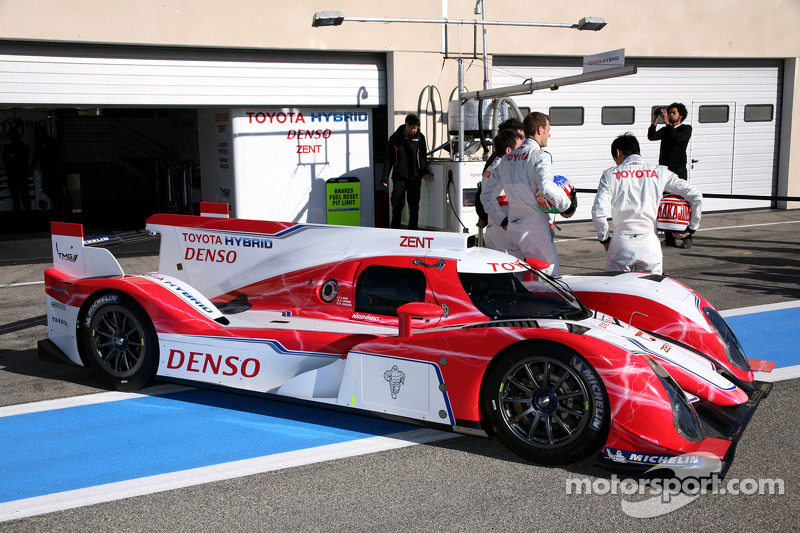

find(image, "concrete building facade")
[0,1,797,228]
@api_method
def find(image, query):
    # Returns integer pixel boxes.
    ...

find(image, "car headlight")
[703,306,750,372]
[647,358,704,443]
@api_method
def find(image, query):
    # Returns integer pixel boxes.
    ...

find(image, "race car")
[39,202,772,476]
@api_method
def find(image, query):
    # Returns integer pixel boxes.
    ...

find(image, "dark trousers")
[42,172,66,213]
[390,177,422,229]
[8,173,31,212]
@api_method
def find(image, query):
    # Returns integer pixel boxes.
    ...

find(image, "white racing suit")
[494,138,572,276]
[591,154,703,274]
[479,155,509,251]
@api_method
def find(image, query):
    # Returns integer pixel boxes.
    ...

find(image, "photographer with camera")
[647,102,693,247]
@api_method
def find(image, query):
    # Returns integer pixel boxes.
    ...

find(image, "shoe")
[680,236,693,249]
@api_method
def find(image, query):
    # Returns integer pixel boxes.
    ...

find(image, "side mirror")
[525,258,551,271]
[396,302,444,338]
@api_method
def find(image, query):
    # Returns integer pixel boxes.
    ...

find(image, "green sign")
[326,177,361,226]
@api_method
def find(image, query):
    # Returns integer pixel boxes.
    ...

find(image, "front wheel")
[481,342,608,465]
[81,292,159,391]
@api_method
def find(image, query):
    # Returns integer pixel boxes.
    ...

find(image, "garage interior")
[1,106,201,234]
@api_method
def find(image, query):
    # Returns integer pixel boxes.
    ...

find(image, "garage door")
[0,42,386,107]
[491,57,782,216]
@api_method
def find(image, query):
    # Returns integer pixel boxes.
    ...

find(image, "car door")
[689,102,737,211]
[352,257,443,329]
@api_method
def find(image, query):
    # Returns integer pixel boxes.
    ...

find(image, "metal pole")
[480,1,489,90]
[458,58,465,161]
[343,16,578,29]
[460,65,637,100]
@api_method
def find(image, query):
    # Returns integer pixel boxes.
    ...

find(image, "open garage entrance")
[0,42,387,234]
[1,106,200,233]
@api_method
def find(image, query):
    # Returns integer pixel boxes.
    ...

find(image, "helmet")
[657,195,691,231]
[537,175,574,214]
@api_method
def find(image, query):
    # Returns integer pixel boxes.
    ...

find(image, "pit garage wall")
[198,108,374,225]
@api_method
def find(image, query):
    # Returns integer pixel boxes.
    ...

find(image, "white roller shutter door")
[491,57,782,216]
[0,44,386,107]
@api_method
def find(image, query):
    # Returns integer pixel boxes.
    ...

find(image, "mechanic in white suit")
[479,128,523,251]
[494,112,576,276]
[592,133,703,275]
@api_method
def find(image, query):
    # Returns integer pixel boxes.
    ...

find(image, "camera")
[652,106,663,115]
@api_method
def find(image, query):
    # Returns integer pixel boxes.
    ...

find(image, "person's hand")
[381,180,388,188]
[476,219,487,229]
[561,189,577,218]
[423,173,434,182]
[660,108,668,122]
[603,242,609,251]
[673,231,691,239]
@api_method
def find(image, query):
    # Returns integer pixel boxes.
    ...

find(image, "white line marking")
[0,384,191,418]
[720,300,800,317]
[0,428,459,522]
[755,365,800,383]
[555,219,800,243]
[554,235,599,243]
[698,220,800,231]
[0,280,44,288]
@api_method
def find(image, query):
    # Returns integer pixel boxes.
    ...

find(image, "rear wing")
[50,222,124,279]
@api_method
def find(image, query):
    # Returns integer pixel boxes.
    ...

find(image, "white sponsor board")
[200,108,374,225]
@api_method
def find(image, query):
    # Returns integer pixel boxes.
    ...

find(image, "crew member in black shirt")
[381,114,433,230]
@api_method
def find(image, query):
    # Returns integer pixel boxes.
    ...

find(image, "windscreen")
[459,270,588,320]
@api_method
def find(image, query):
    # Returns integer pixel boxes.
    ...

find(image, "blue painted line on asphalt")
[0,389,415,503]
[725,307,800,368]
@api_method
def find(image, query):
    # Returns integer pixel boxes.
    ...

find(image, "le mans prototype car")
[39,203,772,475]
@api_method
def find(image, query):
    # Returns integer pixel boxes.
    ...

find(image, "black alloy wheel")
[81,292,159,391]
[481,342,609,465]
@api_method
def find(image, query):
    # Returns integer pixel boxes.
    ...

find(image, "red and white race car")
[39,203,771,475]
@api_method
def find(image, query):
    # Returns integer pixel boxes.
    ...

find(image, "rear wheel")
[81,292,158,391]
[481,342,608,465]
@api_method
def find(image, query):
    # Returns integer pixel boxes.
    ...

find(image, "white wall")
[227,108,374,224]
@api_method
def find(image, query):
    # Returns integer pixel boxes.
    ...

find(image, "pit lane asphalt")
[0,208,798,531]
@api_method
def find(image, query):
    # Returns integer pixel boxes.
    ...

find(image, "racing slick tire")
[80,291,159,392]
[481,342,609,465]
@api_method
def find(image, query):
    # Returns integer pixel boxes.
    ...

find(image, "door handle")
[412,258,446,271]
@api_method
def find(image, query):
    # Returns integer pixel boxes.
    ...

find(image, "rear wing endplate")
[51,222,124,279]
